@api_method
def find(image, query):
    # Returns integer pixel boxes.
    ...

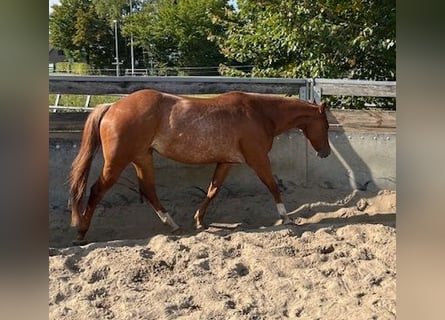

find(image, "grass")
[49,94,122,108]
[48,93,226,110]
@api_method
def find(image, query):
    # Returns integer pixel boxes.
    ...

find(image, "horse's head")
[301,102,331,158]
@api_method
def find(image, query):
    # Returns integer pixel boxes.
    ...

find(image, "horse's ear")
[319,102,327,114]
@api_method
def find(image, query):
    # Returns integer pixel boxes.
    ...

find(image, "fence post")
[298,79,312,186]
[84,95,91,108]
[313,79,322,104]
[301,78,321,104]
[299,86,306,101]
[54,94,61,106]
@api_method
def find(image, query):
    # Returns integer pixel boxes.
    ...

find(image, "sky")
[49,0,60,13]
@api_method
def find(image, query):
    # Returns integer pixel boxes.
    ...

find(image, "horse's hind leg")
[194,163,233,229]
[133,155,179,231]
[75,161,127,243]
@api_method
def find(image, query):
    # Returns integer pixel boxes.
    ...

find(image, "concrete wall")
[49,130,395,205]
[49,129,395,246]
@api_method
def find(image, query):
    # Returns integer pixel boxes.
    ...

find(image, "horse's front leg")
[194,163,233,229]
[246,155,293,225]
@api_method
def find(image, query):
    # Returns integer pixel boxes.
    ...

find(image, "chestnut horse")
[69,89,330,243]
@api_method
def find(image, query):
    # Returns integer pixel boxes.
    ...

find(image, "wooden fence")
[311,78,396,104]
[49,75,396,99]
[49,76,396,136]
[49,76,308,96]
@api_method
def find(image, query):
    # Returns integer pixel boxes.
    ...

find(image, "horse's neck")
[264,98,318,135]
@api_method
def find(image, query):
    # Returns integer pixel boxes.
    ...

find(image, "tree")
[122,0,231,74]
[49,0,115,69]
[216,0,396,81]
[92,0,129,21]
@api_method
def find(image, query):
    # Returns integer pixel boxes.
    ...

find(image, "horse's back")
[151,93,251,163]
[98,89,273,164]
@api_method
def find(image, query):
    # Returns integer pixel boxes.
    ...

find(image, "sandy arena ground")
[49,188,395,319]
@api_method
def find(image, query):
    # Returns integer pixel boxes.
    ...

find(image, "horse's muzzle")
[317,148,331,158]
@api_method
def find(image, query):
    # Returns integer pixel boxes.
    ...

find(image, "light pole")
[129,0,135,76]
[113,19,119,76]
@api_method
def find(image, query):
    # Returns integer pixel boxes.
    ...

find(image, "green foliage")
[54,62,71,73]
[55,62,92,74]
[49,0,396,108]
[218,63,250,77]
[50,0,395,80]
[50,0,115,68]
[122,0,231,74]
[92,0,129,22]
[216,0,395,81]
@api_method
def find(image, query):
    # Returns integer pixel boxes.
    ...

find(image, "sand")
[49,190,395,319]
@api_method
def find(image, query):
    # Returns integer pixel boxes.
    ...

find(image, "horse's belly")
[152,135,245,164]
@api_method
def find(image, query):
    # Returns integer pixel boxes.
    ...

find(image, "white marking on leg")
[194,209,205,229]
[276,203,292,224]
[276,203,287,217]
[155,210,180,231]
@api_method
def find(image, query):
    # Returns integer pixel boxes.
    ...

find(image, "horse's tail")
[68,103,112,227]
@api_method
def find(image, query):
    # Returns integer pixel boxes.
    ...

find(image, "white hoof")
[276,203,294,225]
[156,210,180,231]
[195,221,205,230]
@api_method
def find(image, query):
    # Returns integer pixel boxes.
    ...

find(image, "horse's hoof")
[281,215,294,225]
[171,226,182,235]
[195,222,206,230]
[273,219,282,226]
[72,239,88,246]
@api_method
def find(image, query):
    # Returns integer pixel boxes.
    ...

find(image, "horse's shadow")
[205,211,396,239]
[50,211,395,261]
[285,110,394,215]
